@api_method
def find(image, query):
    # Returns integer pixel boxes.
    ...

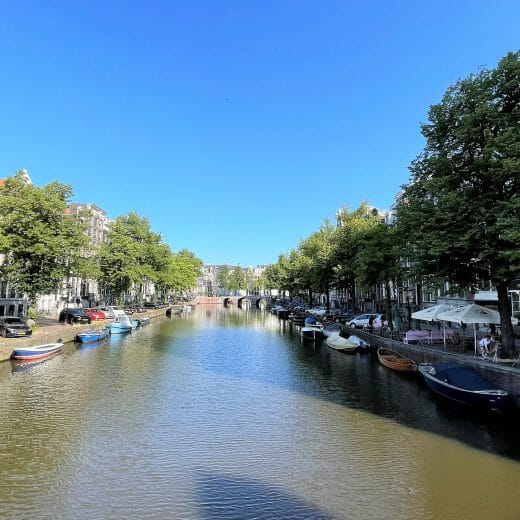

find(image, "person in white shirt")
[479,335,494,359]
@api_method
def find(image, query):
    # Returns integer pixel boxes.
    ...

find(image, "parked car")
[347,313,384,328]
[85,308,106,321]
[59,308,92,324]
[0,316,33,337]
[305,307,328,317]
[95,306,126,319]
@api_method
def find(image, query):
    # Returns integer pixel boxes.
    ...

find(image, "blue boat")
[418,363,509,413]
[107,315,134,334]
[75,328,109,343]
[11,342,64,360]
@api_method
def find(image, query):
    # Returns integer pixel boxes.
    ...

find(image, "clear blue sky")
[1,1,518,266]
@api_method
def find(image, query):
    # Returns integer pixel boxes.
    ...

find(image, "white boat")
[107,315,136,334]
[322,323,342,338]
[300,325,323,340]
[11,342,64,360]
[326,333,357,353]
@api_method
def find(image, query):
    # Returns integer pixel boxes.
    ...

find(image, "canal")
[0,307,519,519]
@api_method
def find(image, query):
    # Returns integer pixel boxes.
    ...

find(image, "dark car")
[59,308,92,324]
[0,316,33,337]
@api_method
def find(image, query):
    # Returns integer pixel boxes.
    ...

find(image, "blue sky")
[1,1,518,266]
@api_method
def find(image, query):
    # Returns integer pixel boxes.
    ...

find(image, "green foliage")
[0,172,90,303]
[217,265,248,293]
[354,224,404,289]
[159,249,202,293]
[398,51,520,288]
[397,51,520,351]
[97,212,171,299]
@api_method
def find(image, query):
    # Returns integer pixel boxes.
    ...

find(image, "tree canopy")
[397,51,520,353]
[0,172,90,303]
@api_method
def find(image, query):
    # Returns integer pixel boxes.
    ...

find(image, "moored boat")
[137,316,151,326]
[75,328,109,343]
[107,316,134,334]
[300,326,323,340]
[418,363,509,413]
[322,323,342,338]
[11,342,64,360]
[277,309,290,319]
[377,347,417,372]
[325,333,357,353]
[345,334,371,353]
[289,313,306,325]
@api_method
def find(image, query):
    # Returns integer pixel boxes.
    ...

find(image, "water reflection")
[168,308,520,462]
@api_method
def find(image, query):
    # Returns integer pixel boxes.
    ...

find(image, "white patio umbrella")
[411,304,459,347]
[435,303,505,354]
[411,303,457,322]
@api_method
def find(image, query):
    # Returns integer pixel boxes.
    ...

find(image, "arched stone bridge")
[196,296,269,309]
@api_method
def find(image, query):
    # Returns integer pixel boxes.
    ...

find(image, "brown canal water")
[0,307,519,519]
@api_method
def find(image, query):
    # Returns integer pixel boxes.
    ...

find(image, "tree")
[159,249,202,295]
[334,203,381,311]
[0,172,90,304]
[227,266,246,294]
[397,51,520,354]
[354,223,406,330]
[97,212,170,302]
[298,221,338,309]
[217,265,231,294]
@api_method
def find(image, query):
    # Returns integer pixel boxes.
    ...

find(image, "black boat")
[418,363,509,413]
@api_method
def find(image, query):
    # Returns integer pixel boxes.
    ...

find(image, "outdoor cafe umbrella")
[411,303,457,322]
[411,303,458,347]
[435,303,505,354]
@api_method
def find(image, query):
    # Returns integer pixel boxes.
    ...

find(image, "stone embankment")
[0,306,173,363]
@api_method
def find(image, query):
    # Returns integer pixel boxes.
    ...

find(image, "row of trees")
[264,51,519,355]
[216,265,262,295]
[0,173,202,307]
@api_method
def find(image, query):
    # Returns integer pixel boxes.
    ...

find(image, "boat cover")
[433,364,498,391]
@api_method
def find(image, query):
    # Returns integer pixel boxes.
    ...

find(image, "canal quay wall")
[0,307,173,363]
[351,330,520,407]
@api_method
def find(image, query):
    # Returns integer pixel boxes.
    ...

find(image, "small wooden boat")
[377,347,417,372]
[418,363,509,413]
[137,316,151,326]
[11,342,64,360]
[75,328,109,343]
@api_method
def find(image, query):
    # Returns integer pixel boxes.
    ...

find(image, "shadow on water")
[160,309,520,462]
[195,470,337,520]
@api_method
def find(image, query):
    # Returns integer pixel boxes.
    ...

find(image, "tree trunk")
[325,289,330,311]
[307,288,313,306]
[497,281,516,356]
[385,281,393,331]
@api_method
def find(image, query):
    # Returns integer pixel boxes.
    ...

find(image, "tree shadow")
[195,470,338,520]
